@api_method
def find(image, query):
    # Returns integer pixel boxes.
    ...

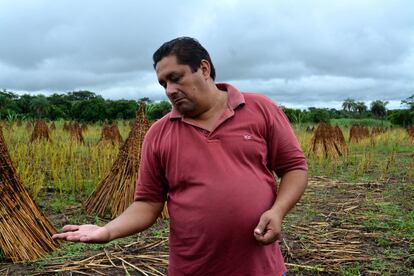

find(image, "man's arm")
[254,169,307,244]
[53,201,164,243]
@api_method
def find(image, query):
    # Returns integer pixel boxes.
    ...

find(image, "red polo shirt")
[135,83,307,276]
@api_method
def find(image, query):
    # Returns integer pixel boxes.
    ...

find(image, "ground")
[0,176,413,275]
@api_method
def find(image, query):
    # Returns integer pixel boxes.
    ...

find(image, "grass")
[45,194,79,213]
[32,236,137,272]
[286,124,413,274]
[0,121,413,274]
[301,127,414,183]
[362,184,414,240]
[3,121,126,198]
[339,264,362,276]
[283,178,413,274]
[330,118,393,127]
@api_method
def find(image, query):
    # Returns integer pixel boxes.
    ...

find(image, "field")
[0,121,413,275]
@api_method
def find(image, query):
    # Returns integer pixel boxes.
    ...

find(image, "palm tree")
[30,95,50,118]
[402,95,414,110]
[355,101,367,115]
[342,98,357,112]
[370,100,388,118]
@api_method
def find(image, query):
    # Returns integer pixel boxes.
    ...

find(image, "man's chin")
[175,104,195,117]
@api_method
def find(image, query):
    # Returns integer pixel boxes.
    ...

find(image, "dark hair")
[153,37,216,80]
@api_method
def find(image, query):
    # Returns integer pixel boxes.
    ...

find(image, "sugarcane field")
[0,115,412,276]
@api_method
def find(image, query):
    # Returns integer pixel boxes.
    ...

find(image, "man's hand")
[52,224,111,243]
[52,201,163,244]
[254,170,307,245]
[253,209,283,245]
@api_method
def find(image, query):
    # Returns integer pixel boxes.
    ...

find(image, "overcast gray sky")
[1,0,413,109]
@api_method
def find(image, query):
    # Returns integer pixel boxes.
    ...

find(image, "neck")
[193,84,228,120]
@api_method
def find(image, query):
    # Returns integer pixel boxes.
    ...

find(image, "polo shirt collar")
[169,83,245,119]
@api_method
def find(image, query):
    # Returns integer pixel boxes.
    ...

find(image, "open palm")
[53,224,111,243]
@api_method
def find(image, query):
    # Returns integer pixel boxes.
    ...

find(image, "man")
[53,37,308,276]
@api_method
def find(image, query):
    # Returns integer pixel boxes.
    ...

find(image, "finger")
[52,233,67,240]
[254,233,271,244]
[263,230,280,243]
[254,228,270,240]
[254,216,270,236]
[53,232,79,241]
[66,234,84,242]
[255,230,280,244]
[62,225,80,232]
[64,231,93,242]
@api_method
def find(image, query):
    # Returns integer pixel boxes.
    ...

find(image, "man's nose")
[165,82,177,97]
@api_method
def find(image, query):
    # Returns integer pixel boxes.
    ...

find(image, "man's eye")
[171,76,181,82]
[159,81,166,88]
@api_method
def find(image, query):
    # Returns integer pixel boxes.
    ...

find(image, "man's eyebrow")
[162,72,180,81]
[167,72,180,78]
[158,71,181,85]
[157,73,168,82]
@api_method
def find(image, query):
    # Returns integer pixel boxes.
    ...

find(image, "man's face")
[156,55,207,117]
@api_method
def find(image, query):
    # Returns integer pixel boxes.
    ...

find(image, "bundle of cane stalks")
[308,123,347,158]
[84,102,154,219]
[0,126,59,262]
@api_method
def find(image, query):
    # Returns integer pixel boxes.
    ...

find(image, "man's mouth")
[173,97,186,105]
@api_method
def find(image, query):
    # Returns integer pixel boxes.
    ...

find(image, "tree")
[48,105,67,120]
[146,101,172,120]
[342,98,357,112]
[29,95,50,118]
[47,93,71,119]
[139,97,151,103]
[71,96,108,122]
[0,90,18,105]
[0,90,19,119]
[355,101,367,115]
[67,91,98,101]
[370,100,388,118]
[402,94,414,110]
[391,94,414,126]
[387,109,413,126]
[307,107,330,123]
[15,94,34,115]
[282,107,305,124]
[106,100,138,120]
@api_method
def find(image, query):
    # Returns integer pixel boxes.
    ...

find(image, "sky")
[0,0,413,110]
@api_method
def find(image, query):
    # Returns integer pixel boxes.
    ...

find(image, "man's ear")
[199,59,211,80]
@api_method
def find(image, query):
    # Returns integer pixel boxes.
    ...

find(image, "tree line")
[280,95,413,126]
[0,89,413,126]
[0,90,171,122]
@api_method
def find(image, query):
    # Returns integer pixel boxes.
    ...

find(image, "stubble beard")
[175,100,197,117]
[169,91,196,117]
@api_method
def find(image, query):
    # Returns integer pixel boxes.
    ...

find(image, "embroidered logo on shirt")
[243,134,252,140]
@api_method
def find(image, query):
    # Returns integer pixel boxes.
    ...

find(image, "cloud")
[0,0,413,109]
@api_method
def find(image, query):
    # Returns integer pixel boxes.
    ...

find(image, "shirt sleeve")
[266,102,308,177]
[134,129,168,202]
